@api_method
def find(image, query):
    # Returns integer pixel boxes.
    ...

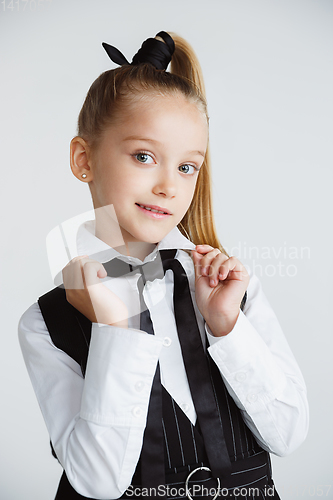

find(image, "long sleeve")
[206,272,309,457]
[18,303,163,499]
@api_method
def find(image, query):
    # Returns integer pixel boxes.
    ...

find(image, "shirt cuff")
[80,324,163,426]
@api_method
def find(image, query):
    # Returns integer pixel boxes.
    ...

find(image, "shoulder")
[19,302,48,340]
[19,287,92,371]
[242,269,264,309]
[18,301,84,389]
[18,301,60,357]
[18,287,73,352]
[18,288,67,343]
[241,268,275,318]
[237,269,290,350]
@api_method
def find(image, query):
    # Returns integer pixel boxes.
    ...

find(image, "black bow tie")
[102,251,167,283]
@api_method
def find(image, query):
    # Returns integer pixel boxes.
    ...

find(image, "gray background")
[1,0,332,498]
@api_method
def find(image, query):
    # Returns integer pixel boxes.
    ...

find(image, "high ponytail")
[167,33,228,255]
[168,33,206,98]
[77,32,228,255]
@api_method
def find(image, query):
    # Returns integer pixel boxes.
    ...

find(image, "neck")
[94,207,156,261]
[117,241,157,261]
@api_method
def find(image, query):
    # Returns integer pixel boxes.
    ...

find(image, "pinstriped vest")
[38,286,273,499]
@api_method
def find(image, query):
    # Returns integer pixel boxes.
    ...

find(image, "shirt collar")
[76,220,195,266]
[48,216,195,285]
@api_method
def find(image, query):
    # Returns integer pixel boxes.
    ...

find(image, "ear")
[70,136,93,182]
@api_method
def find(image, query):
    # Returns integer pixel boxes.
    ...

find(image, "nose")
[152,169,176,199]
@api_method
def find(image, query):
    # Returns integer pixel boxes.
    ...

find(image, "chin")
[131,227,172,245]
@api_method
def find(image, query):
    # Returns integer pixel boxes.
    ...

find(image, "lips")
[136,203,171,215]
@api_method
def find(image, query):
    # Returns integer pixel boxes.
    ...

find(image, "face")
[88,93,208,249]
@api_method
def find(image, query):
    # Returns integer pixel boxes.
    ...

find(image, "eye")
[178,164,197,175]
[135,152,154,164]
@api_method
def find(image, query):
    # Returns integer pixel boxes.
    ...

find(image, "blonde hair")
[77,32,228,255]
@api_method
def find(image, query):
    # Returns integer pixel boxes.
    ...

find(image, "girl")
[19,31,308,500]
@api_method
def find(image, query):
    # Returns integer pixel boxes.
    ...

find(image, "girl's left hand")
[192,245,249,337]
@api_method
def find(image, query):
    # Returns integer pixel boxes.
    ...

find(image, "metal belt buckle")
[185,466,220,500]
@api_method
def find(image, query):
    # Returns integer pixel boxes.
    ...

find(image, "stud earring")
[81,173,87,179]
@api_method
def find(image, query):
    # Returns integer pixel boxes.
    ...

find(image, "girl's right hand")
[62,256,129,328]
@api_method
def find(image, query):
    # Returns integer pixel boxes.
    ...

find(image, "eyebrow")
[122,136,205,158]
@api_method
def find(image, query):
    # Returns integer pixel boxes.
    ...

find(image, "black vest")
[38,287,277,500]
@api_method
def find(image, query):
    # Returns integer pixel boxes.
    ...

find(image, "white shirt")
[18,222,309,499]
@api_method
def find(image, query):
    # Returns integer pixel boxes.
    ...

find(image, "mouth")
[135,203,172,218]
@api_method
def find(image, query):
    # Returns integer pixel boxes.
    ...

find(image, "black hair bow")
[102,31,175,71]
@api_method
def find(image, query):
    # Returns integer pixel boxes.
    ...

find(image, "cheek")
[111,177,143,207]
[183,179,198,204]
[123,175,148,196]
[175,182,197,219]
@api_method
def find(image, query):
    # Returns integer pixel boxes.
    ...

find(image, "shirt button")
[181,403,189,413]
[247,393,258,403]
[163,337,172,347]
[135,381,144,392]
[235,372,247,382]
[132,406,143,417]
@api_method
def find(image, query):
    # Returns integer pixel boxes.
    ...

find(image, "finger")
[62,256,90,290]
[63,255,89,267]
[203,253,230,285]
[194,244,215,255]
[97,265,107,279]
[81,260,107,288]
[191,250,204,281]
[199,249,224,277]
[218,256,248,282]
[191,249,200,265]
[62,255,89,275]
